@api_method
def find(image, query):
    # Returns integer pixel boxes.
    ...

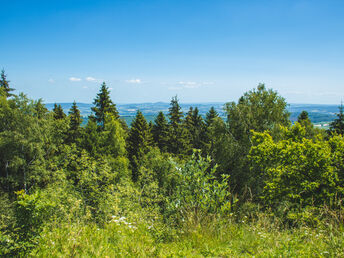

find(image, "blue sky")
[2,0,344,104]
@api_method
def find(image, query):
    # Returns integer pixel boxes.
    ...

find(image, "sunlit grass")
[31,214,344,257]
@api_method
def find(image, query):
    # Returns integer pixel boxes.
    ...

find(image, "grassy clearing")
[31,215,344,257]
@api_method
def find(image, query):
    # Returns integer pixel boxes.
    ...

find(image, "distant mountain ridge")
[46,102,340,124]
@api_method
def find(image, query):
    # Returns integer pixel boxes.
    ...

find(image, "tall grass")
[31,210,344,257]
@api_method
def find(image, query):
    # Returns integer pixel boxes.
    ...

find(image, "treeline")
[1,69,344,255]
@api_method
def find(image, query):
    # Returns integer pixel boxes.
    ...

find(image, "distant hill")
[46,102,340,125]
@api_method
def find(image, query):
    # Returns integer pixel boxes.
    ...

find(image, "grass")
[31,214,344,257]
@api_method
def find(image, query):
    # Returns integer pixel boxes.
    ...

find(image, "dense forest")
[1,69,344,256]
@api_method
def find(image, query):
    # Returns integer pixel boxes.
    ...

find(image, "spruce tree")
[191,107,205,149]
[205,107,219,127]
[167,96,190,155]
[34,99,48,119]
[297,110,310,123]
[127,110,153,182]
[152,111,169,152]
[169,96,183,126]
[0,69,14,97]
[67,101,83,144]
[82,118,101,157]
[91,82,119,130]
[53,103,66,120]
[184,107,205,150]
[329,103,344,135]
[184,107,194,129]
[295,110,320,139]
[202,107,220,156]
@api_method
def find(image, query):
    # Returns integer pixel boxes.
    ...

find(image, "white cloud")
[125,78,141,84]
[178,81,199,89]
[85,76,102,82]
[48,78,55,83]
[83,86,88,89]
[85,77,96,82]
[69,77,82,82]
[166,80,215,90]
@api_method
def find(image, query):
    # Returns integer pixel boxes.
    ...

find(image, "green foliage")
[328,102,344,135]
[66,101,83,144]
[297,110,325,139]
[101,114,127,158]
[184,107,206,151]
[0,93,66,192]
[82,118,101,156]
[166,153,235,224]
[52,103,66,120]
[136,148,177,216]
[28,209,344,257]
[167,96,190,155]
[127,110,152,181]
[152,111,169,152]
[91,82,119,129]
[2,80,344,256]
[0,184,87,256]
[0,69,15,98]
[213,84,290,194]
[249,124,341,212]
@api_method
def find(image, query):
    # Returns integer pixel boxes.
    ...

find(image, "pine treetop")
[168,96,183,126]
[205,107,219,126]
[329,102,344,135]
[91,82,119,129]
[0,69,15,97]
[69,101,82,129]
[53,103,66,119]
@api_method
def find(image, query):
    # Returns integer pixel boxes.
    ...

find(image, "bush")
[165,152,236,225]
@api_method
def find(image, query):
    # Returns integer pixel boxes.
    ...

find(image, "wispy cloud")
[69,77,82,82]
[86,77,96,82]
[170,81,214,90]
[178,81,198,89]
[85,76,102,82]
[48,78,55,83]
[125,78,142,84]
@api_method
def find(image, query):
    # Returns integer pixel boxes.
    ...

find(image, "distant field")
[46,102,340,126]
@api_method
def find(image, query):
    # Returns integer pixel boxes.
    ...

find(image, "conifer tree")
[329,102,344,135]
[91,82,119,130]
[53,103,66,120]
[167,96,190,154]
[296,110,320,139]
[184,107,194,130]
[205,107,219,127]
[148,121,153,131]
[82,118,101,157]
[202,106,220,155]
[152,111,169,152]
[169,96,183,126]
[184,107,205,150]
[127,110,153,181]
[0,69,14,97]
[34,99,49,119]
[191,107,205,149]
[297,110,310,123]
[67,101,83,144]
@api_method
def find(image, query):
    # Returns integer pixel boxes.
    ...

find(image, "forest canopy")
[1,72,344,256]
